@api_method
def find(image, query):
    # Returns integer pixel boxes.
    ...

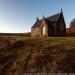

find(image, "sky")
[0,0,75,33]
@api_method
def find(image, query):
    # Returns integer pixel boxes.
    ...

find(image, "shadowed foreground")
[0,36,75,75]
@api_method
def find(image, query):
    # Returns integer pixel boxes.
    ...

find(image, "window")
[42,26,46,35]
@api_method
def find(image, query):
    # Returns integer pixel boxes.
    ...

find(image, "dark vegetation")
[66,33,75,37]
[70,18,75,28]
[66,18,75,36]
[0,36,75,75]
[0,32,31,37]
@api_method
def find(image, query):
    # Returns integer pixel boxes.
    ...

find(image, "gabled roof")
[46,13,61,22]
[32,12,62,28]
[32,20,42,28]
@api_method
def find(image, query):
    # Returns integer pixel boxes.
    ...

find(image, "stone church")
[31,10,66,37]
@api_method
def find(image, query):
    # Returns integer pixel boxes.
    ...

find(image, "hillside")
[0,32,31,36]
[0,36,75,75]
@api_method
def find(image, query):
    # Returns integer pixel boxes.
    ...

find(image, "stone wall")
[31,27,41,37]
[31,20,48,37]
[40,20,48,37]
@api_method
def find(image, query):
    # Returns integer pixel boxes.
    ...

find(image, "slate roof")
[46,13,61,22]
[32,13,62,28]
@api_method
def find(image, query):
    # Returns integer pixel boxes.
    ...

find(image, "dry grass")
[0,36,75,74]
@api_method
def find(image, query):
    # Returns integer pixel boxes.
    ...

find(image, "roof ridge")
[32,12,62,28]
[46,12,61,19]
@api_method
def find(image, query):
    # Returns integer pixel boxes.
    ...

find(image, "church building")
[31,9,66,37]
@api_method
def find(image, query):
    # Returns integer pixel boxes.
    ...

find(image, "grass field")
[0,36,75,75]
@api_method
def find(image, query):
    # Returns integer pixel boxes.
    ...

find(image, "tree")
[70,18,75,28]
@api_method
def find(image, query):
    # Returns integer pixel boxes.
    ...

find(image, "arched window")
[42,26,46,35]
